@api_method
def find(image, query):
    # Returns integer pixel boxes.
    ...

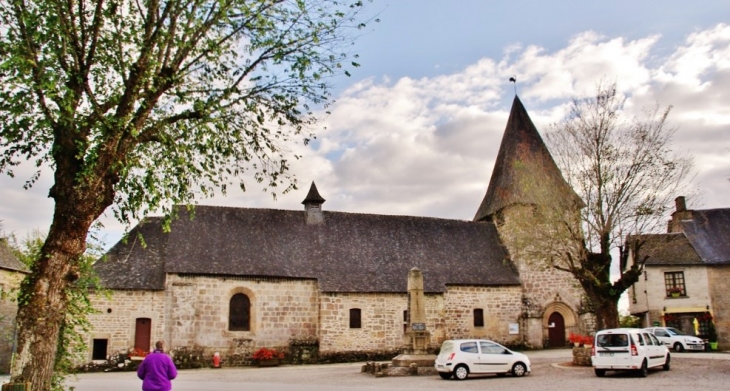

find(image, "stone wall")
[86,289,166,359]
[707,266,730,349]
[442,285,523,345]
[0,269,25,374]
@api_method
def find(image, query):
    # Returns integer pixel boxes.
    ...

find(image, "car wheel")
[454,364,469,380]
[663,355,670,371]
[594,368,606,377]
[673,342,684,352]
[638,360,648,377]
[512,362,527,377]
[438,372,452,380]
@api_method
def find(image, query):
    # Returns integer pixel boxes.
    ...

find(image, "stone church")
[86,96,591,363]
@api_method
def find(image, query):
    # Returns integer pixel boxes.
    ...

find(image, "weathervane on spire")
[509,75,517,96]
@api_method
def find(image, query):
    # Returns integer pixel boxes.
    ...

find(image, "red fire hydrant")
[212,352,221,368]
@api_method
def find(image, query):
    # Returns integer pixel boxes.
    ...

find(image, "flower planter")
[670,292,680,298]
[257,359,280,367]
[710,342,718,350]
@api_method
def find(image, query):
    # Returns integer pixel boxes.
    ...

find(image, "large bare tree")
[546,82,694,330]
[0,0,374,389]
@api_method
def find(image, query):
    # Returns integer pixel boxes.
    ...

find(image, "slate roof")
[679,208,730,265]
[0,239,28,272]
[629,233,704,266]
[629,208,730,266]
[95,206,521,292]
[474,96,583,221]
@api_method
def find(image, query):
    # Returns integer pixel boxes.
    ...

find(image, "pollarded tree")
[546,82,694,330]
[0,1,374,389]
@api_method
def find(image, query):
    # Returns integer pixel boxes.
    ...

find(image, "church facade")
[84,97,592,363]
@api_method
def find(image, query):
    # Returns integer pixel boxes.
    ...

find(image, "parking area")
[4,349,729,391]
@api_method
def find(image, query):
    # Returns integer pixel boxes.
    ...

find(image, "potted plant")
[667,286,682,298]
[568,333,582,347]
[708,321,718,350]
[252,347,285,366]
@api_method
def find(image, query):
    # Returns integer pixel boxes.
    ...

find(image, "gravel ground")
[4,349,729,391]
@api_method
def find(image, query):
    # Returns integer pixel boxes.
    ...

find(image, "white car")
[644,327,705,352]
[591,328,670,377]
[434,339,531,380]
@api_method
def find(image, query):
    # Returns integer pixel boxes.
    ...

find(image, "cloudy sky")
[2,0,729,249]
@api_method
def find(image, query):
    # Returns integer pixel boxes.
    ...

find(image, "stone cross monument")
[392,267,436,367]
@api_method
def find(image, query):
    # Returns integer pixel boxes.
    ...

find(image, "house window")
[349,308,362,329]
[664,271,686,297]
[229,293,250,331]
[403,310,409,334]
[473,309,485,327]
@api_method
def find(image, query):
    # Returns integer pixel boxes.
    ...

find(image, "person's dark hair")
[155,340,165,352]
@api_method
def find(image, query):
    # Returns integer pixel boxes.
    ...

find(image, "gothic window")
[229,293,251,331]
[349,308,362,329]
[664,271,686,297]
[473,309,485,327]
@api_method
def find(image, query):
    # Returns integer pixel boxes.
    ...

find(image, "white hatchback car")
[644,327,705,352]
[434,339,531,380]
[591,328,670,377]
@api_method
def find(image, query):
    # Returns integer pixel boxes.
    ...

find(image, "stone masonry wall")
[707,266,730,349]
[165,274,319,354]
[0,269,25,374]
[442,285,523,345]
[86,289,166,359]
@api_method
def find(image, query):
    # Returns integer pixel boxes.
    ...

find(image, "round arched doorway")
[543,301,577,348]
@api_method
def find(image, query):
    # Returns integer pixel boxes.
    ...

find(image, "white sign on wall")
[508,323,519,335]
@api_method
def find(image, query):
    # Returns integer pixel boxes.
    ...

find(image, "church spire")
[474,96,583,222]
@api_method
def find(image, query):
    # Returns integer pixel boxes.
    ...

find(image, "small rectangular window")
[92,339,108,360]
[473,309,484,327]
[349,308,361,329]
[664,271,686,297]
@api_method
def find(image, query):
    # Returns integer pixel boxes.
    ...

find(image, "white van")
[591,328,670,377]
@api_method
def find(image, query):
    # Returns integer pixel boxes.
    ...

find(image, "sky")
[2,0,730,250]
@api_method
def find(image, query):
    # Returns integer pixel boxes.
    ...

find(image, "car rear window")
[440,341,454,354]
[597,333,629,347]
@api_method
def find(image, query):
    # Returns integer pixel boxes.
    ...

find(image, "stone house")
[0,239,29,374]
[628,196,730,349]
[86,96,590,363]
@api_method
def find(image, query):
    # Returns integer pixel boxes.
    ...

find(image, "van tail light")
[447,353,455,361]
[630,343,638,356]
[591,344,595,357]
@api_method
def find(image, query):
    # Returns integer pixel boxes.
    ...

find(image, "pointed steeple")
[302,181,325,225]
[474,96,583,222]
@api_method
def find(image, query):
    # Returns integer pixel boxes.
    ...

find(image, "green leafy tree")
[545,81,694,330]
[0,0,373,389]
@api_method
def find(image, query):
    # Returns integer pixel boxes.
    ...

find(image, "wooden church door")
[547,312,566,347]
[134,318,152,352]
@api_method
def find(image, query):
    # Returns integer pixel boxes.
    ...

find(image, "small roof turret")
[302,182,325,205]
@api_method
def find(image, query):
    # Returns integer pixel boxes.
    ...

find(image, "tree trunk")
[10,165,114,390]
[593,297,620,330]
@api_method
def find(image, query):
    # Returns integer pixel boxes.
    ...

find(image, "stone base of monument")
[391,353,436,367]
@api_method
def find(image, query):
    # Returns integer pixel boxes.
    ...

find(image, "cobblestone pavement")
[4,349,729,391]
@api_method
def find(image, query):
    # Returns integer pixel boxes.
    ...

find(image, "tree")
[545,81,694,330]
[0,1,374,389]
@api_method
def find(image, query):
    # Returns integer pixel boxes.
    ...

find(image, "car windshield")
[666,327,685,336]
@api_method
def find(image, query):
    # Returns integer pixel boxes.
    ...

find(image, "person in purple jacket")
[137,340,178,391]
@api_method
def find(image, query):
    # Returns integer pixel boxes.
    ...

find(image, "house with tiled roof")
[84,97,589,363]
[628,196,730,349]
[0,239,29,374]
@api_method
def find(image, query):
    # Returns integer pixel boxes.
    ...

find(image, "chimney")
[668,196,692,233]
[301,182,325,225]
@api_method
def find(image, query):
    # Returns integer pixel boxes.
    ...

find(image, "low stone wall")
[572,346,592,366]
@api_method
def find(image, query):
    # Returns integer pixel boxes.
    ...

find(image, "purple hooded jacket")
[137,351,178,391]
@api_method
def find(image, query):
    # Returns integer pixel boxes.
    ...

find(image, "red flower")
[252,347,284,360]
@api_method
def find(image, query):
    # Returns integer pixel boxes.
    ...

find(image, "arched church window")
[229,293,251,331]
